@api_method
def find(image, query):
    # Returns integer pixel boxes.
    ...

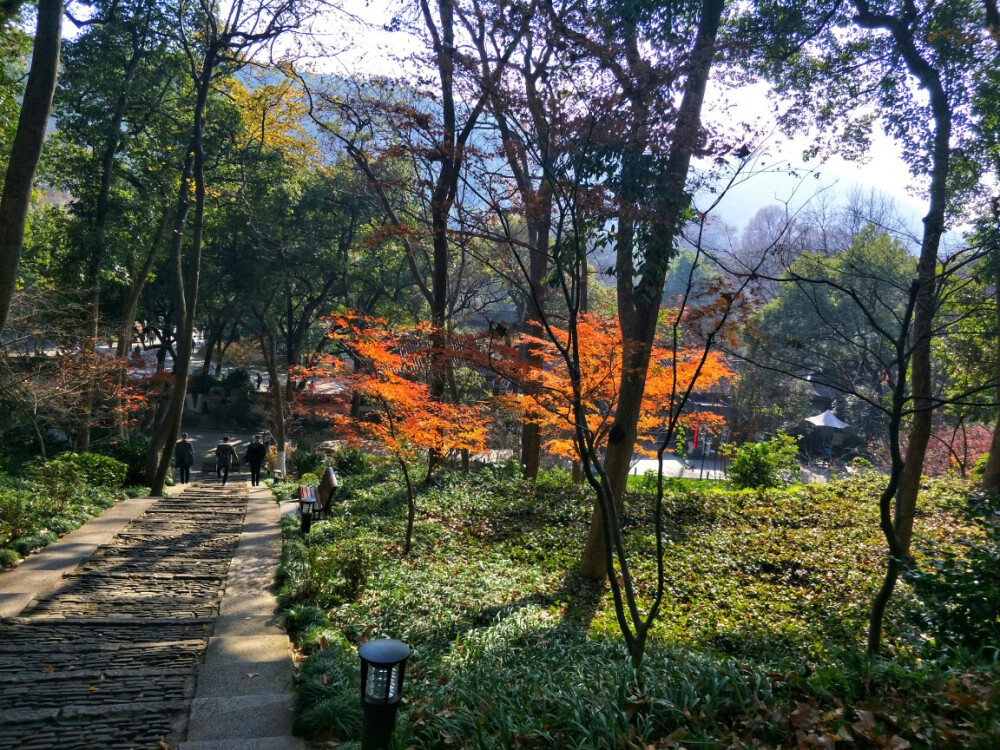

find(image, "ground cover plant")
[278,461,1000,748]
[0,452,141,568]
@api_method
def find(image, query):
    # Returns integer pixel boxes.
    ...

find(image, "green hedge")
[1,452,131,568]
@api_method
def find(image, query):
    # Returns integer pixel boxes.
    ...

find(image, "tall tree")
[0,0,62,334]
[53,0,182,448]
[145,0,318,494]
[306,1,523,475]
[537,0,727,582]
[972,15,1000,491]
[464,0,563,479]
[746,0,995,654]
[463,0,743,672]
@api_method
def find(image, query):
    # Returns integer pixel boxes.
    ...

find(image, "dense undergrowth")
[0,452,145,568]
[277,461,1000,749]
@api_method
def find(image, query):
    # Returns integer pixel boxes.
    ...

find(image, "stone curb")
[180,484,304,750]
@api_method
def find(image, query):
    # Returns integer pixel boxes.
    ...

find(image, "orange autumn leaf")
[307,311,489,462]
[488,312,731,460]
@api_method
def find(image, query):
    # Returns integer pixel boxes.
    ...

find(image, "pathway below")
[0,478,302,750]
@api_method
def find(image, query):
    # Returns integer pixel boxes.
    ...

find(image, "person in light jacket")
[215,436,239,486]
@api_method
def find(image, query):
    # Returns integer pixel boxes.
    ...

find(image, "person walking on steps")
[215,435,239,486]
[175,432,195,484]
[244,433,267,487]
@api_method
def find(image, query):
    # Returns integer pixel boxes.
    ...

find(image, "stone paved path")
[0,481,258,749]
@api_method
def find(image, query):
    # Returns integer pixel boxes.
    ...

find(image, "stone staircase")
[0,484,250,749]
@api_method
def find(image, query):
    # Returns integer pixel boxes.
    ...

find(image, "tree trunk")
[981,249,1000,491]
[519,215,551,480]
[578,0,724,582]
[77,51,144,451]
[846,2,954,653]
[260,318,287,458]
[521,420,542,478]
[201,327,218,374]
[865,9,950,557]
[867,555,901,654]
[0,0,61,335]
[399,456,416,555]
[147,45,216,494]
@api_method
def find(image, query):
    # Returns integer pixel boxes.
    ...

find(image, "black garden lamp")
[358,638,411,750]
[298,495,316,534]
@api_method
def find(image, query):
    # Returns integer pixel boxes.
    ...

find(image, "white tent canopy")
[806,410,849,429]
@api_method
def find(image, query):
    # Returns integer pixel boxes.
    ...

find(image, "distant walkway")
[629,457,834,484]
[0,477,302,750]
[630,456,729,481]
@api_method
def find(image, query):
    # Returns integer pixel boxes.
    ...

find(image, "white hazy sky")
[57,0,927,233]
[306,2,928,234]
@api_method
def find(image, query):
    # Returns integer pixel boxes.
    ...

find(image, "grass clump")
[279,461,1000,748]
[0,454,132,568]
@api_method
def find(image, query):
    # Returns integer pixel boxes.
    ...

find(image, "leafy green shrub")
[269,480,300,504]
[729,434,801,490]
[11,530,59,556]
[25,455,85,511]
[95,434,151,486]
[905,494,1000,653]
[284,604,332,641]
[222,367,253,394]
[536,465,572,490]
[298,472,319,487]
[277,516,379,611]
[26,452,127,502]
[0,467,126,563]
[298,538,373,608]
[486,457,522,480]
[848,456,877,474]
[64,453,128,489]
[332,446,369,477]
[210,399,259,429]
[0,548,20,568]
[969,452,990,482]
[292,446,326,478]
[0,488,44,545]
[188,371,220,394]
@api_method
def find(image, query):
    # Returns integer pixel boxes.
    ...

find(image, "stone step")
[23,604,220,619]
[0,640,204,676]
[81,558,232,575]
[43,575,225,598]
[1,616,215,632]
[181,738,305,750]
[0,670,195,712]
[0,706,182,750]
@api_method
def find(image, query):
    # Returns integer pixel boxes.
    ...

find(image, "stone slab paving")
[0,480,303,750]
[180,486,304,750]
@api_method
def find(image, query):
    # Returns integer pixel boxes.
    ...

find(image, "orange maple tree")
[306,311,489,554]
[489,311,732,462]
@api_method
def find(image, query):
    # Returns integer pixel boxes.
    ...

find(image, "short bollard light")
[358,638,411,750]
[298,496,315,534]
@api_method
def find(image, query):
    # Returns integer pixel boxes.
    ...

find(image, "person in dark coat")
[215,435,239,486]
[174,433,195,484]
[244,433,268,487]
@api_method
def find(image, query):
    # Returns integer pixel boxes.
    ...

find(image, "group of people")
[173,432,270,487]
